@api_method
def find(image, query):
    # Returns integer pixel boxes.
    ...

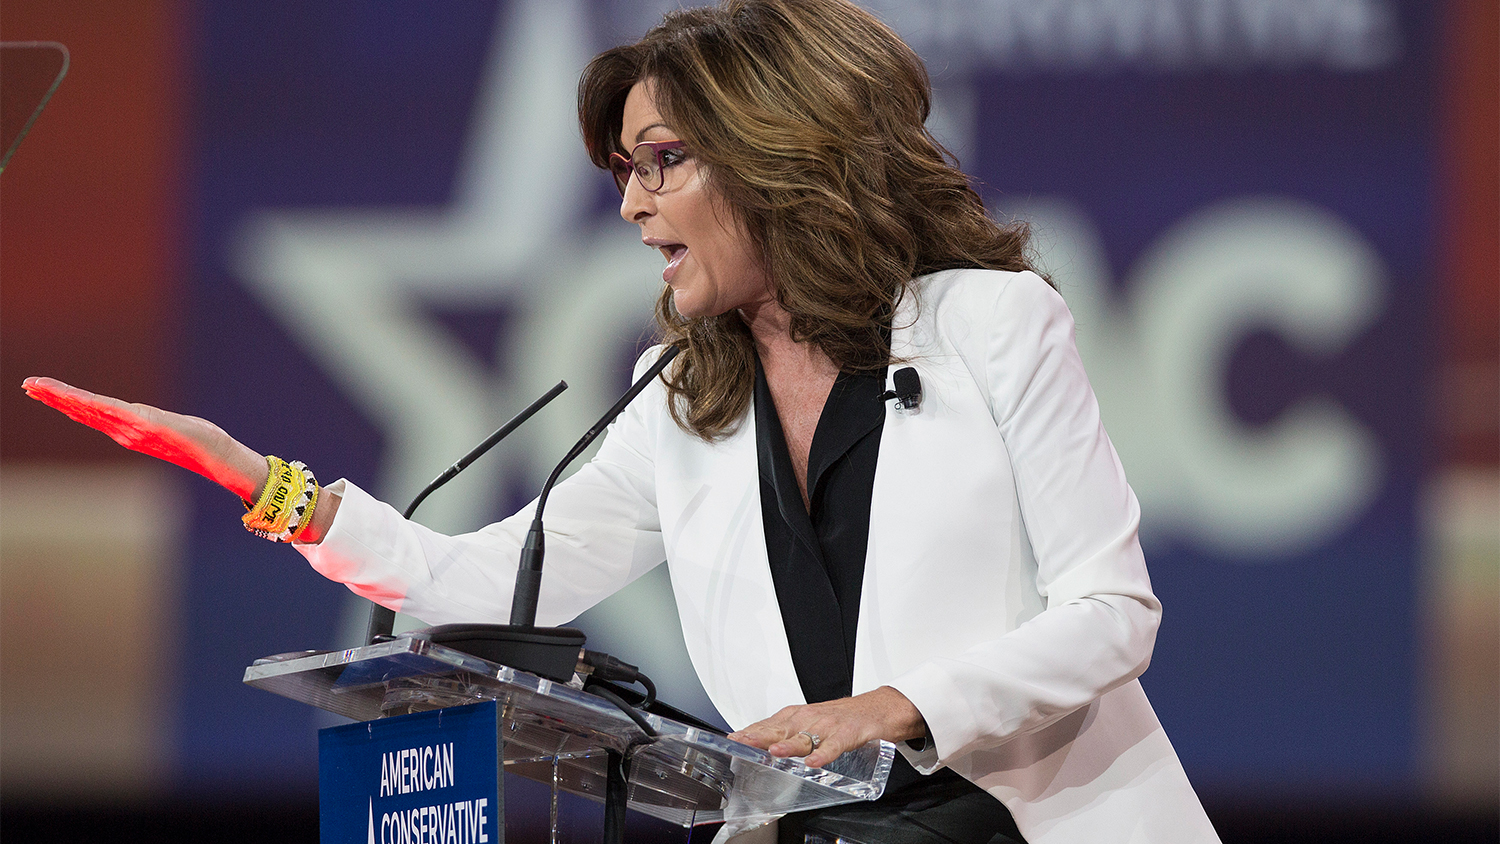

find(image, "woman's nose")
[619,175,655,223]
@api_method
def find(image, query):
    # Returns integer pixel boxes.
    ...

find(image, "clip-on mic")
[879,366,922,411]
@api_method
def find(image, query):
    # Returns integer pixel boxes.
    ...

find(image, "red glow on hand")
[21,376,267,501]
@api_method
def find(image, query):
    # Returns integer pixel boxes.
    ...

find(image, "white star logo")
[236,0,661,537]
[233,0,661,637]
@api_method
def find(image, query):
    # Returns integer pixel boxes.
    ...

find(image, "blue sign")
[319,702,503,844]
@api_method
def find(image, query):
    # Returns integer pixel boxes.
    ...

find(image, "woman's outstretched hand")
[727,685,927,769]
[21,376,270,502]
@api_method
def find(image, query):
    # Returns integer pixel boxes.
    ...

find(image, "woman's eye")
[659,148,687,168]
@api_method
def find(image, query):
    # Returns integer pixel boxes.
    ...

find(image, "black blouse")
[754,360,887,706]
[752,360,1026,843]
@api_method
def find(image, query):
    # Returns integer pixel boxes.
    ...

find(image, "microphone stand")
[377,347,679,844]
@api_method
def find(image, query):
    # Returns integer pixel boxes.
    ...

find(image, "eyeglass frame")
[609,140,688,197]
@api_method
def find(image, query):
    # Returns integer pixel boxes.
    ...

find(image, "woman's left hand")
[727,685,927,768]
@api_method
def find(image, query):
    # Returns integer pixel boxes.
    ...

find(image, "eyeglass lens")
[611,143,678,196]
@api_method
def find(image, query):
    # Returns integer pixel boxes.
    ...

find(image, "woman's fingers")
[23,377,126,421]
[23,378,172,448]
[734,710,863,768]
[772,724,847,769]
[24,377,160,447]
[729,711,819,755]
[26,375,186,453]
[727,687,926,769]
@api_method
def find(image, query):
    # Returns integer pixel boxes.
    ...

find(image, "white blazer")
[301,269,1221,843]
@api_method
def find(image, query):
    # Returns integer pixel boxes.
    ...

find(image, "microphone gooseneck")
[401,380,569,521]
[385,347,683,844]
[363,380,568,645]
[509,345,681,627]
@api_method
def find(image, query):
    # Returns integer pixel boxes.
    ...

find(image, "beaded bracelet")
[243,456,319,542]
[290,471,320,543]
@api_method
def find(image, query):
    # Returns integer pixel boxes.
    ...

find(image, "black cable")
[579,649,658,709]
[603,748,630,844]
[585,682,658,738]
[635,673,657,710]
[583,675,725,736]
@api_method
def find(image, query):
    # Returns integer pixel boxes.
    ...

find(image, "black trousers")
[777,766,1027,844]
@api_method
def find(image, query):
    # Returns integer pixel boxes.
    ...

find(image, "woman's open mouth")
[661,243,688,283]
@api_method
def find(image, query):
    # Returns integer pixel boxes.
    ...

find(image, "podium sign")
[320,702,503,844]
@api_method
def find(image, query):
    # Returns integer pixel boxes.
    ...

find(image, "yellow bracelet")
[244,455,289,513]
[257,463,298,534]
[243,457,307,541]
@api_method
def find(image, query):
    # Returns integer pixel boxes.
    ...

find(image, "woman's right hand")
[21,376,270,503]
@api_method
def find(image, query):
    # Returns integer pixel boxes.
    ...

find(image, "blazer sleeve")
[888,272,1162,765]
[295,357,670,628]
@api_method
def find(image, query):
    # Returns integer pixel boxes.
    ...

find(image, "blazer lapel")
[854,285,1024,693]
[655,405,807,728]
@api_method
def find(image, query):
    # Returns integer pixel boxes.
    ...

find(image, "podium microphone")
[365,380,569,645]
[398,347,684,844]
[510,344,681,627]
[398,345,680,683]
[507,346,680,844]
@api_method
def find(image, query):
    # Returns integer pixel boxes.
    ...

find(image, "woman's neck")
[739,299,837,375]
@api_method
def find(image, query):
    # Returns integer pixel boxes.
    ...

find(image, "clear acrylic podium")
[244,636,892,842]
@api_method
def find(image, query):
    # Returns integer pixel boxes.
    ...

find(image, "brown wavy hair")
[579,0,1039,440]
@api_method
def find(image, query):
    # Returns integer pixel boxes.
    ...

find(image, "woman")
[24,0,1219,841]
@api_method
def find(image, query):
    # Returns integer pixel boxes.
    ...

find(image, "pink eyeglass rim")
[608,139,688,196]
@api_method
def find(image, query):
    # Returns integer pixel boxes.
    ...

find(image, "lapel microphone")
[879,366,922,411]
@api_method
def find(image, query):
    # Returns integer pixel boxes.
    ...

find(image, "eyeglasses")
[609,140,688,196]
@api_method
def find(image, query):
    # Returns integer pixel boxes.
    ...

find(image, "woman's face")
[618,81,772,320]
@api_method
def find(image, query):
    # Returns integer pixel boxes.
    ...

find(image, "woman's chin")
[671,290,711,320]
[672,287,746,321]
